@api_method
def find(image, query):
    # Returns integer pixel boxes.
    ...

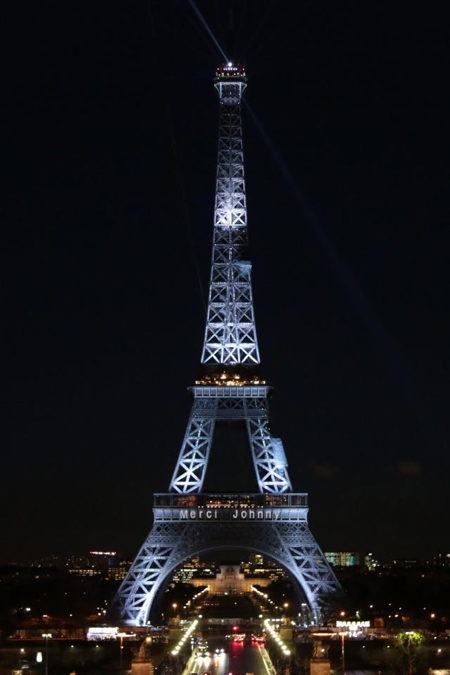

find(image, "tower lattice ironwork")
[115,63,341,626]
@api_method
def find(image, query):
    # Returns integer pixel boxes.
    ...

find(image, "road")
[188,638,272,675]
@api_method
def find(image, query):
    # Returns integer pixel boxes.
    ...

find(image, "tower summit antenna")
[114,65,341,627]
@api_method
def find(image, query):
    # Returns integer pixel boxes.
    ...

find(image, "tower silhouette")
[115,64,341,626]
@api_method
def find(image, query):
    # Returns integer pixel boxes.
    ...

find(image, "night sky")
[3,1,450,563]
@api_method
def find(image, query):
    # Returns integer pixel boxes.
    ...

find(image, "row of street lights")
[42,633,52,675]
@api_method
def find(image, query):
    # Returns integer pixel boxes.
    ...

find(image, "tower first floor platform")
[153,492,308,522]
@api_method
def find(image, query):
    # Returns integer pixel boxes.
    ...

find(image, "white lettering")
[179,506,286,521]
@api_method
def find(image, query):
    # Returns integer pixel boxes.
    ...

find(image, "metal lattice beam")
[201,68,260,365]
[169,386,293,494]
[247,418,292,493]
[169,400,216,493]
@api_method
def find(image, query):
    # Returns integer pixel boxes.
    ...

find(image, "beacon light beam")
[187,0,229,63]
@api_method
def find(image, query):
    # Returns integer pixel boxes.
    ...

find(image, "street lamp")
[340,632,347,675]
[117,632,128,668]
[42,633,52,675]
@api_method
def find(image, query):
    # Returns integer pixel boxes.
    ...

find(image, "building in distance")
[24,551,132,581]
[325,552,360,567]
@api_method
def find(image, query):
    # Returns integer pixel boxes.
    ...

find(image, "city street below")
[186,638,270,675]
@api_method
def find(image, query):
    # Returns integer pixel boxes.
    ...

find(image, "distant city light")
[87,627,118,640]
[336,621,370,629]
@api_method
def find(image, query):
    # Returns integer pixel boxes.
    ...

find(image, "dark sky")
[3,1,450,563]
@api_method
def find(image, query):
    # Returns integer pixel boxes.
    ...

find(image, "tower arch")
[116,514,340,626]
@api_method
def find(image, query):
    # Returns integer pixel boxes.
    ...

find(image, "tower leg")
[247,415,292,493]
[169,401,216,493]
[115,522,189,626]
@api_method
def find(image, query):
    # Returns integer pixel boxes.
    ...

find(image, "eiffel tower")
[115,63,341,626]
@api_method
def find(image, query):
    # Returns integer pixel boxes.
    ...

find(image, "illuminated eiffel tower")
[115,63,341,626]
